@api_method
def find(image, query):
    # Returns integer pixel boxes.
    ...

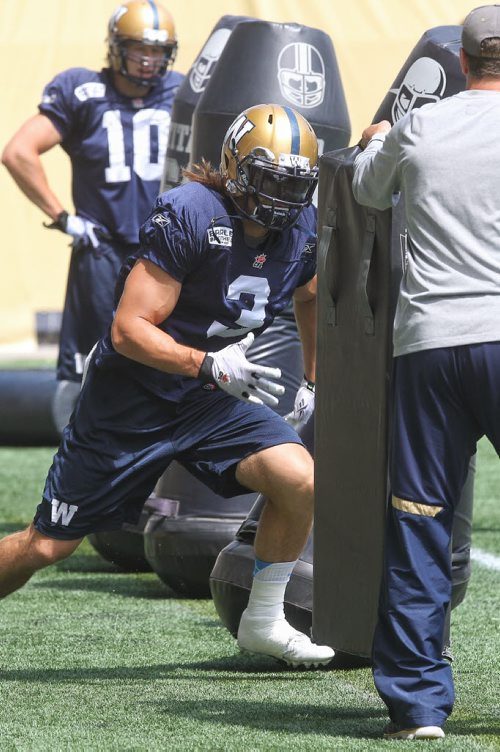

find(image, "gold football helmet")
[107,0,177,87]
[221,103,318,231]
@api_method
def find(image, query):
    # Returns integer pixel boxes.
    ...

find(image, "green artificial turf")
[0,441,498,750]
[0,359,57,370]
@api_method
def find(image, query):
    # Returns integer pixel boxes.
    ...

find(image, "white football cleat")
[383,723,445,740]
[237,609,335,668]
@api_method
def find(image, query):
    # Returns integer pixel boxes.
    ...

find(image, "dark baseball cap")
[462,5,500,56]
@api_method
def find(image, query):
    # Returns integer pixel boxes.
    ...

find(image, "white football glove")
[64,214,100,249]
[199,332,285,408]
[284,377,315,430]
[45,211,100,249]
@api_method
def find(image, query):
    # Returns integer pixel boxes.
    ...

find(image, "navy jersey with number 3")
[96,181,317,399]
[39,67,183,243]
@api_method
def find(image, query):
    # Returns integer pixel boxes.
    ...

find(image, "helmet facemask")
[227,146,318,231]
[110,36,177,87]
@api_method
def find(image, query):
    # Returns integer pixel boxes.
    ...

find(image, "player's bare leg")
[0,524,82,597]
[235,443,334,668]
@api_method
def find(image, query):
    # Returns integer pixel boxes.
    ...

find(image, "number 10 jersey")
[39,66,184,244]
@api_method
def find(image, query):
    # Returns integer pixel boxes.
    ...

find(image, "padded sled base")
[210,540,369,668]
[0,369,79,445]
[87,524,150,573]
[144,515,245,597]
[87,497,178,572]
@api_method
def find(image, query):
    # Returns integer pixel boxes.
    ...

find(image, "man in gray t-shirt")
[352,4,500,741]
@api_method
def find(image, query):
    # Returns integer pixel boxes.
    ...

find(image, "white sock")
[253,560,297,583]
[246,560,298,621]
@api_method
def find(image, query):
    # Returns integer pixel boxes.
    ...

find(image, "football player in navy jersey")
[2,0,183,383]
[0,103,333,668]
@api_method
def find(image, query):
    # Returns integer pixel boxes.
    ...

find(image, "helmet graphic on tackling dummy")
[221,103,318,231]
[391,57,446,123]
[107,0,177,87]
[189,28,231,94]
[277,43,326,109]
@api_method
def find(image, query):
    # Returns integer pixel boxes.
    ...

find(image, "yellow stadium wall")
[0,0,475,347]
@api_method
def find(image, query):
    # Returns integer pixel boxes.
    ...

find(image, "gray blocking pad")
[314,147,394,657]
[313,26,472,657]
[314,149,474,657]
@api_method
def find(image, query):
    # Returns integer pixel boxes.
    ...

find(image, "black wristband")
[304,376,315,392]
[43,210,68,232]
[198,353,215,384]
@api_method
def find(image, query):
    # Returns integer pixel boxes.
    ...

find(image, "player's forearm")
[294,295,316,383]
[1,147,64,221]
[111,314,205,378]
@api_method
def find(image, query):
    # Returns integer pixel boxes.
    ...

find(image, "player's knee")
[286,449,314,494]
[302,467,314,500]
[29,527,81,568]
[237,443,314,500]
[272,449,314,502]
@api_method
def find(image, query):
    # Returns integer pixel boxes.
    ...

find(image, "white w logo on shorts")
[51,498,78,526]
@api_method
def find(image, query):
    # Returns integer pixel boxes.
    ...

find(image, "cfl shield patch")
[207,226,233,247]
[253,253,267,269]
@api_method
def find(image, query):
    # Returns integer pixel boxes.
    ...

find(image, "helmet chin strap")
[113,40,173,89]
[112,68,154,97]
[120,57,159,88]
[227,191,298,232]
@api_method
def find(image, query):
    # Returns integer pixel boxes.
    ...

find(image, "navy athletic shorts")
[34,359,303,540]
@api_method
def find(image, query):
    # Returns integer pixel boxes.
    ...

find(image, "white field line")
[471,548,500,572]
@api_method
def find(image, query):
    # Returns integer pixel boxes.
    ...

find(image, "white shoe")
[383,723,445,740]
[237,609,335,668]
